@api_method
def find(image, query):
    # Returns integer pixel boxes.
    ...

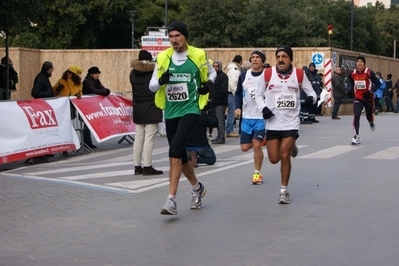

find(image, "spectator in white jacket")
[225,55,242,137]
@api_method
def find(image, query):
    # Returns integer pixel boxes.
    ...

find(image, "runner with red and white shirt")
[256,45,316,204]
[347,56,380,145]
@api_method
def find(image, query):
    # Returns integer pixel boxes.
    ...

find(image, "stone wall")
[1,46,398,115]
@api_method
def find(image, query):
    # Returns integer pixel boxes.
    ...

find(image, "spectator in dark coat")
[82,66,111,96]
[331,66,345,119]
[307,62,323,123]
[209,60,228,144]
[130,50,163,176]
[31,61,54,99]
[81,66,111,149]
[0,56,18,100]
[384,73,394,112]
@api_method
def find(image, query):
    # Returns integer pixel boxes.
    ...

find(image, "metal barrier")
[72,113,93,153]
[115,91,135,144]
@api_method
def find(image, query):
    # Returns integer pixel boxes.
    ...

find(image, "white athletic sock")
[193,182,200,191]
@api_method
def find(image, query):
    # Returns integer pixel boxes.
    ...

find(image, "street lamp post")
[328,24,333,47]
[128,10,137,49]
[165,0,168,30]
[350,0,354,50]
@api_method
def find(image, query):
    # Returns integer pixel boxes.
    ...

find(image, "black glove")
[198,81,213,95]
[304,96,314,107]
[262,107,274,119]
[362,91,372,99]
[105,89,111,96]
[56,84,64,92]
[158,70,172,85]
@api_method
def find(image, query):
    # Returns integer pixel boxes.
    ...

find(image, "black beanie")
[88,66,101,74]
[138,50,152,61]
[356,56,366,64]
[275,45,293,61]
[309,62,316,68]
[168,21,189,40]
[251,50,266,63]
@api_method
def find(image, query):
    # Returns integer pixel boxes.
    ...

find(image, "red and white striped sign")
[323,58,332,107]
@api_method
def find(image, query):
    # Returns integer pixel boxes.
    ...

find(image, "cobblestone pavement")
[1,114,399,266]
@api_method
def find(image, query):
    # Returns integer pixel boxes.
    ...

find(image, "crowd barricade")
[112,91,135,144]
[0,97,80,164]
[1,94,135,165]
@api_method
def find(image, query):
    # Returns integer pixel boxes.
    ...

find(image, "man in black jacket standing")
[331,66,345,119]
[31,61,54,99]
[209,60,228,144]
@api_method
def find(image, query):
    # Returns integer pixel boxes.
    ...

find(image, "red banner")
[71,94,135,142]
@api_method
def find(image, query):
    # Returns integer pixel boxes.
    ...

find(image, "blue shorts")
[240,118,265,144]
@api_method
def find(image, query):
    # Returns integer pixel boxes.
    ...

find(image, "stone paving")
[1,114,399,265]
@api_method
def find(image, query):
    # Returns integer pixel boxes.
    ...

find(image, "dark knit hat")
[309,62,316,68]
[168,21,188,40]
[251,50,266,63]
[356,56,366,64]
[138,50,152,61]
[88,66,101,74]
[275,45,293,61]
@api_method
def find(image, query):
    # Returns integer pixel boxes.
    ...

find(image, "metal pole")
[394,40,397,59]
[350,0,354,50]
[5,30,9,100]
[128,10,137,49]
[132,19,135,49]
[165,0,168,35]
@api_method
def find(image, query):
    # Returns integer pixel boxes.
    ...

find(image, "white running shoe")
[190,182,206,209]
[279,189,291,204]
[351,135,361,145]
[161,198,177,215]
[370,122,376,132]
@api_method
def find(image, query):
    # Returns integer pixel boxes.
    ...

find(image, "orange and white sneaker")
[252,172,263,185]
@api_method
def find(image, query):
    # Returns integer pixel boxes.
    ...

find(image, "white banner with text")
[0,97,80,164]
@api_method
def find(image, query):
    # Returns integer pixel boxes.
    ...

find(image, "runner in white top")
[256,45,316,204]
[234,50,266,185]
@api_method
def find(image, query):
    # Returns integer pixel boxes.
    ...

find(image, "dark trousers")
[385,96,394,112]
[214,105,227,141]
[195,145,216,165]
[83,124,93,145]
[332,97,342,118]
[353,100,374,136]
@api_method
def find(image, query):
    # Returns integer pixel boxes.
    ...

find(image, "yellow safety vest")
[155,45,209,110]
